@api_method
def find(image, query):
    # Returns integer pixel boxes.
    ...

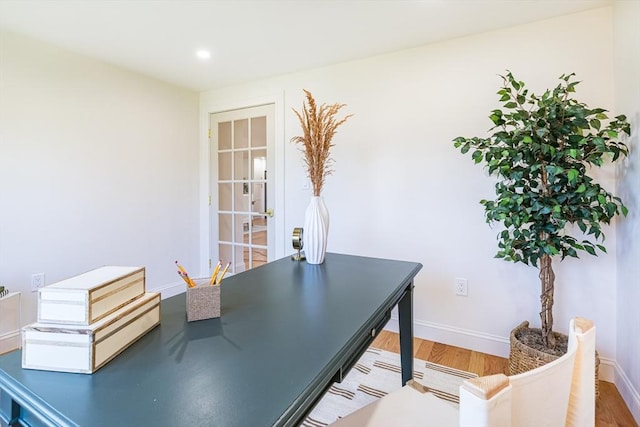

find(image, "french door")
[209,104,275,275]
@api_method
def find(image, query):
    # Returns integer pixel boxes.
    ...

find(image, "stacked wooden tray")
[22,266,161,374]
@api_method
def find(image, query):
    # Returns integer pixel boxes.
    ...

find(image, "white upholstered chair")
[332,318,595,427]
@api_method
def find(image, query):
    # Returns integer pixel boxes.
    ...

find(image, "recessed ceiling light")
[196,50,211,60]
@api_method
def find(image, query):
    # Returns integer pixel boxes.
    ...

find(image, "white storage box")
[23,292,160,374]
[38,266,145,325]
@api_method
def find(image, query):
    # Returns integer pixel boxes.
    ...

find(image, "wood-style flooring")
[372,330,637,427]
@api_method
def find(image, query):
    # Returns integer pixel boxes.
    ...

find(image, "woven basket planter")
[509,321,600,398]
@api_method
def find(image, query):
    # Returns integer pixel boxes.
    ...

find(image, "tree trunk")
[539,254,556,349]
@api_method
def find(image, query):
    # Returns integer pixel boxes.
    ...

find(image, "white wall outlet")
[31,273,45,292]
[455,277,468,296]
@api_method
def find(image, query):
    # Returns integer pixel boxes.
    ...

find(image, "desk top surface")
[0,253,422,427]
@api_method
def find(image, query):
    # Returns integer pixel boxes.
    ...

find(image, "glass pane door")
[211,105,274,275]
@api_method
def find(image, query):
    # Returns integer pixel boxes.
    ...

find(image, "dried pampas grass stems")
[291,90,352,196]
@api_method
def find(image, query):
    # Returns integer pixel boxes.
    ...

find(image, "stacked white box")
[22,266,161,374]
[38,266,146,325]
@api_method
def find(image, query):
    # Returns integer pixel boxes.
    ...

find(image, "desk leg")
[398,281,414,385]
[9,399,21,426]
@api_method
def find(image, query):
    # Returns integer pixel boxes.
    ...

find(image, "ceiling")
[0,0,612,92]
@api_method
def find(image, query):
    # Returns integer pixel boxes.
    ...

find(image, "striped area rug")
[301,348,477,427]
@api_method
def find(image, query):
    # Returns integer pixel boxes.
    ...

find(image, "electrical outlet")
[455,277,468,296]
[31,273,45,292]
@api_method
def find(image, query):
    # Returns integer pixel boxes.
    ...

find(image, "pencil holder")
[186,279,221,322]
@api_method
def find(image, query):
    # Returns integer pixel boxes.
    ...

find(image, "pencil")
[186,273,197,288]
[177,270,194,288]
[175,260,188,276]
[210,260,222,285]
[175,260,196,287]
[216,262,231,285]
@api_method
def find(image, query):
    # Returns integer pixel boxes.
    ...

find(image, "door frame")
[199,92,286,276]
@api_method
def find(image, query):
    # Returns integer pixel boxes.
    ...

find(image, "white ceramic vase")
[304,196,330,264]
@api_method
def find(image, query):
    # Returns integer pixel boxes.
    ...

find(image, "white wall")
[0,31,200,326]
[201,8,622,365]
[613,0,640,421]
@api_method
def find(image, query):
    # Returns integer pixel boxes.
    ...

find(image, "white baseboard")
[599,356,615,383]
[611,360,640,424]
[0,330,20,355]
[149,281,185,300]
[385,315,510,357]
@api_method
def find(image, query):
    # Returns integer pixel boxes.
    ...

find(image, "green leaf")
[522,135,532,144]
[567,169,579,183]
[584,245,596,256]
[544,245,559,255]
[472,150,483,163]
[576,184,586,193]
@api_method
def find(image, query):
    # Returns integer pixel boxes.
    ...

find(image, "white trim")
[385,315,510,357]
[0,330,20,355]
[149,281,185,300]
[598,356,615,383]
[385,316,630,384]
[611,360,640,424]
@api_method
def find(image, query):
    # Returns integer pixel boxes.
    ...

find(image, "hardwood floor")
[372,330,638,427]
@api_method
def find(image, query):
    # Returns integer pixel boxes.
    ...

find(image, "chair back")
[565,318,596,427]
[459,317,595,427]
[507,327,578,426]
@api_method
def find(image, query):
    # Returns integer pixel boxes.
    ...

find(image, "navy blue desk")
[0,253,422,426]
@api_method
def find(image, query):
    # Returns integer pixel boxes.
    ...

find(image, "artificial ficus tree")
[453,72,630,349]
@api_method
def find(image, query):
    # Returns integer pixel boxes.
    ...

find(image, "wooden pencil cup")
[186,279,220,322]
